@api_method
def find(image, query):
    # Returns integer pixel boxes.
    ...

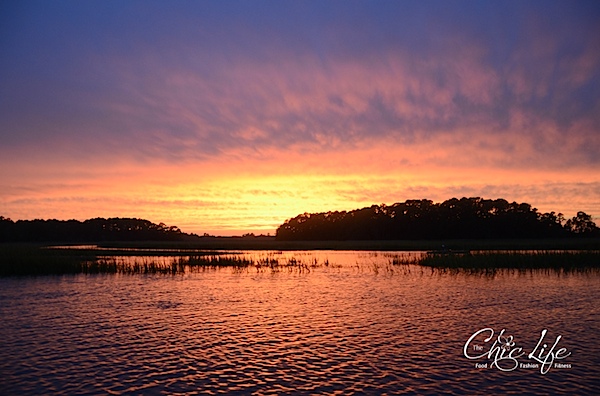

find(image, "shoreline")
[1,239,598,276]
[93,237,600,251]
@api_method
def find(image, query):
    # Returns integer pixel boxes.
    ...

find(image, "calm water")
[1,251,599,395]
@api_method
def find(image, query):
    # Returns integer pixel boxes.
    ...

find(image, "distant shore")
[94,236,600,251]
[1,238,599,276]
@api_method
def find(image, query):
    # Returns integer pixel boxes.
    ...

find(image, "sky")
[1,0,599,236]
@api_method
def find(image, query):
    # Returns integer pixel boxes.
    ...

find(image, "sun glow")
[2,136,597,236]
[1,1,599,236]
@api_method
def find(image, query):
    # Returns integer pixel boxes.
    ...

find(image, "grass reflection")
[1,244,598,276]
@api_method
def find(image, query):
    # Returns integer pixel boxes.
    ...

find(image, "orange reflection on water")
[1,250,598,394]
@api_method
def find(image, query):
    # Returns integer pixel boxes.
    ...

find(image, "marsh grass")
[415,250,600,271]
[0,245,332,276]
[2,244,599,276]
[184,255,323,273]
[0,244,98,276]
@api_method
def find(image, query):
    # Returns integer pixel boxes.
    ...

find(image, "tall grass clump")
[184,255,254,268]
[418,251,600,271]
[0,245,329,276]
[184,255,318,272]
[0,244,98,276]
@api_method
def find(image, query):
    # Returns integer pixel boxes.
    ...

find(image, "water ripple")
[1,255,599,395]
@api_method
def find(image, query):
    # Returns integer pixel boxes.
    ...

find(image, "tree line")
[275,198,599,241]
[0,217,192,243]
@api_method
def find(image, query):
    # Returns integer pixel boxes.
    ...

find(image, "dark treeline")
[0,217,192,243]
[276,197,599,241]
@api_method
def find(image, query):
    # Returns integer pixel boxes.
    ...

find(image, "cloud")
[2,2,599,163]
[1,1,599,233]
[3,154,598,234]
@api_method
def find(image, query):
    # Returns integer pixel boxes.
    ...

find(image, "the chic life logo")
[463,328,572,374]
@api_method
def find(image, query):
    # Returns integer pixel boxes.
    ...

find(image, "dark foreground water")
[1,251,599,395]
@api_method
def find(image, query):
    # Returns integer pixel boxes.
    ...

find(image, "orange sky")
[1,1,599,235]
[2,138,598,235]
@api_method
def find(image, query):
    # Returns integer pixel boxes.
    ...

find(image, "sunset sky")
[1,0,599,235]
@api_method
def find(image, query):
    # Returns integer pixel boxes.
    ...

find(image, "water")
[1,251,599,395]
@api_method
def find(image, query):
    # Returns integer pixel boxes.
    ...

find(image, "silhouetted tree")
[565,212,598,235]
[275,197,596,241]
[0,217,190,243]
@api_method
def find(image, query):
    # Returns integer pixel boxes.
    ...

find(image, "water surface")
[1,251,598,394]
